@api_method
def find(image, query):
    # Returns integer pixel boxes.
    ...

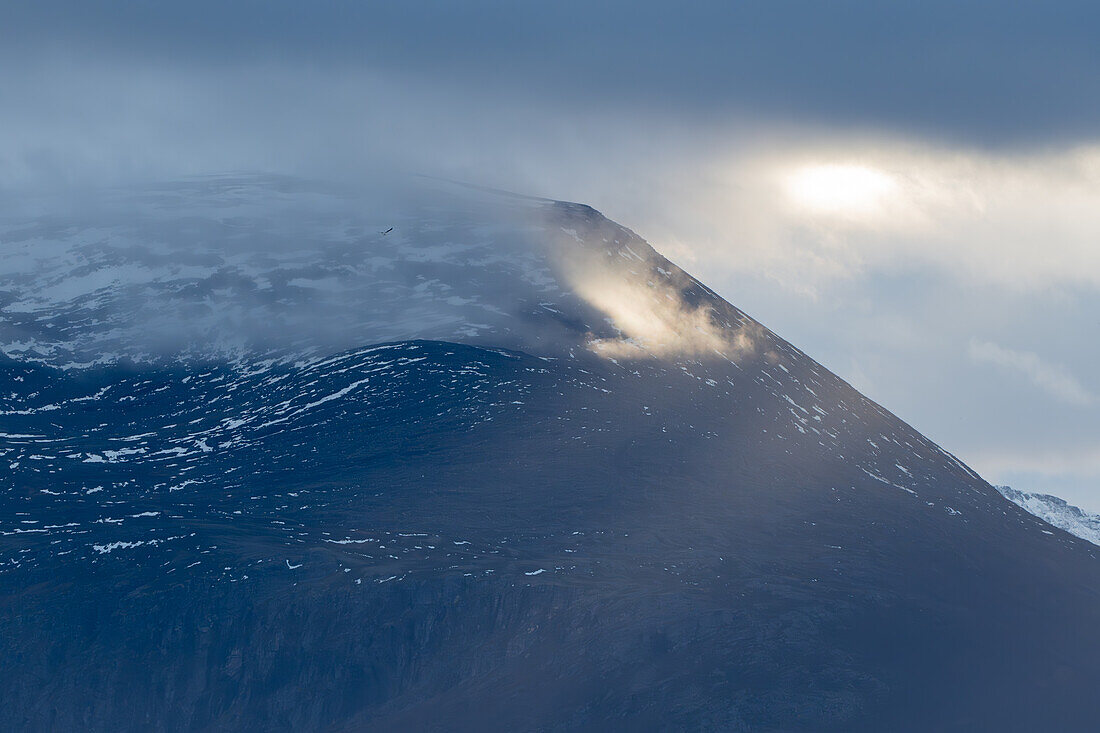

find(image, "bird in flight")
[381,227,393,235]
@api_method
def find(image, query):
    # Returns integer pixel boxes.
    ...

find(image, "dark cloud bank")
[6,0,1100,147]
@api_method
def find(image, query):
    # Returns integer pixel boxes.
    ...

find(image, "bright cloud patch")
[785,163,897,218]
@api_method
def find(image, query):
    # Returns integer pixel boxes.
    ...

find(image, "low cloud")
[559,242,759,362]
[968,339,1095,406]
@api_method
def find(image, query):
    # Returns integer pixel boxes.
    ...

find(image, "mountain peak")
[4,176,1100,730]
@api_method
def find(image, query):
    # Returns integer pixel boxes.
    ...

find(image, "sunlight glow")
[785,163,897,216]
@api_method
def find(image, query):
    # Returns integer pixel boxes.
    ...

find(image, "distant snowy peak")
[997,486,1100,546]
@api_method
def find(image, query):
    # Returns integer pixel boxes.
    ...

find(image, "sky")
[3,1,1100,509]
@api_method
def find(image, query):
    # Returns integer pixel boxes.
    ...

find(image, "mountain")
[997,486,1100,546]
[2,176,1100,732]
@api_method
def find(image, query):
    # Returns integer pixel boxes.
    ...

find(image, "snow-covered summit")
[0,174,751,370]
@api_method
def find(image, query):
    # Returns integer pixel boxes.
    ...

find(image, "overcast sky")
[4,2,1100,508]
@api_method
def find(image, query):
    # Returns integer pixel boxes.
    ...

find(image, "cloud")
[968,339,1095,406]
[556,236,759,361]
[595,138,1100,300]
[572,272,740,361]
[6,1,1100,146]
[4,45,1100,302]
